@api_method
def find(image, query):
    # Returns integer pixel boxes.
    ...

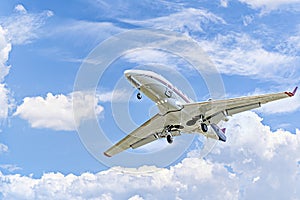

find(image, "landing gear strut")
[137,92,142,100]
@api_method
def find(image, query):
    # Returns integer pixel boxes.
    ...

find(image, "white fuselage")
[124,69,193,114]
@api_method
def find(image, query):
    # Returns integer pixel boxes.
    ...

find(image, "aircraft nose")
[124,70,133,78]
[124,69,141,78]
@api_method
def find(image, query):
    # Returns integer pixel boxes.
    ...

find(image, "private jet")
[104,70,297,157]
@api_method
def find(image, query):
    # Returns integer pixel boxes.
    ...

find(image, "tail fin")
[285,86,298,97]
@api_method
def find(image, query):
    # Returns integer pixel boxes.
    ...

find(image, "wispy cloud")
[51,20,124,45]
[0,143,8,154]
[123,8,225,33]
[98,89,133,103]
[123,49,189,72]
[239,0,300,12]
[199,32,300,84]
[0,164,22,173]
[0,4,53,45]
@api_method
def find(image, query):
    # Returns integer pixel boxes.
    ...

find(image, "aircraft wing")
[104,112,181,157]
[184,87,298,124]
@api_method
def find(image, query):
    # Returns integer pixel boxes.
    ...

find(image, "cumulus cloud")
[200,33,299,83]
[0,85,11,121]
[208,111,300,198]
[0,27,11,83]
[0,111,299,199]
[0,24,13,153]
[0,158,236,200]
[0,5,53,44]
[14,92,103,131]
[0,26,13,125]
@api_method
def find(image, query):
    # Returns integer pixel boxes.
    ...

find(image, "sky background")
[0,0,300,199]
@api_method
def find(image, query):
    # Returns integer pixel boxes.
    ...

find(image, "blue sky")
[0,0,300,199]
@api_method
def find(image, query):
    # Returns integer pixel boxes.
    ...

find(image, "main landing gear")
[137,92,142,100]
[166,134,173,144]
[200,123,208,132]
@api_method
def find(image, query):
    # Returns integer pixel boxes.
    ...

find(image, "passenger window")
[165,88,172,98]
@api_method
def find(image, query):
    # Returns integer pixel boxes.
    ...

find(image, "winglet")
[285,86,298,97]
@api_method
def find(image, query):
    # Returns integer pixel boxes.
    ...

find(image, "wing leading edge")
[184,87,298,124]
[104,110,183,157]
[104,114,163,157]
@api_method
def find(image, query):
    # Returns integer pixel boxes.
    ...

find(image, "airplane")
[104,69,298,157]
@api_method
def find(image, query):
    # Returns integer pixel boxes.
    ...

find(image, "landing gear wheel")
[201,123,208,132]
[167,134,173,144]
[137,92,142,100]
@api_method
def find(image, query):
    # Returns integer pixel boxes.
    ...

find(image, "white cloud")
[0,5,53,45]
[0,84,10,121]
[52,20,124,47]
[128,195,144,200]
[0,111,299,199]
[220,0,229,7]
[14,92,103,131]
[258,92,300,114]
[0,27,11,83]
[14,4,27,14]
[242,15,254,26]
[0,158,236,200]
[0,164,22,173]
[200,33,299,83]
[0,25,13,151]
[217,111,300,159]
[208,112,300,198]
[124,49,170,66]
[98,89,132,103]
[276,30,300,56]
[0,26,13,124]
[0,143,8,153]
[123,49,190,73]
[239,0,300,11]
[123,8,225,33]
